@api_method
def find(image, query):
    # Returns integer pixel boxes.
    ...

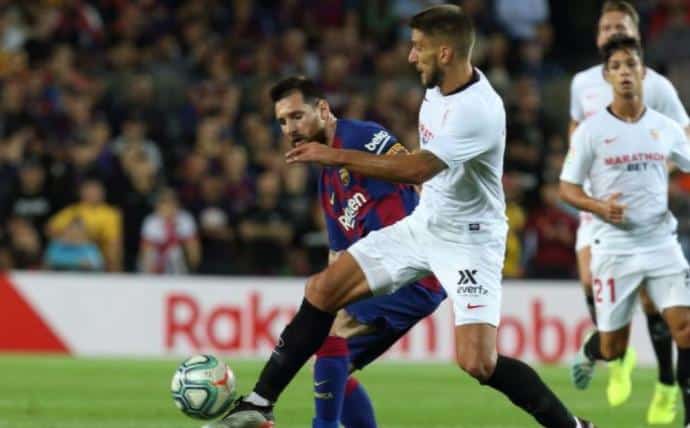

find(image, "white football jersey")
[561,108,690,254]
[141,210,197,273]
[570,64,689,126]
[416,69,507,238]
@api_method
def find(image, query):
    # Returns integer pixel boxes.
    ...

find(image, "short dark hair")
[269,76,325,104]
[601,1,639,28]
[601,34,643,66]
[409,4,475,59]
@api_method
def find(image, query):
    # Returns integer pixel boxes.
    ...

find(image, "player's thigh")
[454,323,498,380]
[590,251,643,333]
[347,216,430,296]
[330,309,376,338]
[638,286,659,315]
[576,245,593,292]
[575,221,594,283]
[306,251,372,313]
[343,282,445,369]
[428,230,505,328]
[644,243,690,327]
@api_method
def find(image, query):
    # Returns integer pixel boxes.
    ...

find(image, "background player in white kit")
[212,5,595,428]
[569,1,690,418]
[561,35,690,428]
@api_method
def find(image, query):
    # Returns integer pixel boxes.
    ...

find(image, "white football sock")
[245,391,271,407]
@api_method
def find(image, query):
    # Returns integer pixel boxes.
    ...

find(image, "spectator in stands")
[111,112,162,173]
[44,218,104,271]
[46,179,122,272]
[114,145,160,272]
[222,145,254,217]
[495,0,550,40]
[139,188,200,274]
[4,216,42,270]
[5,160,54,235]
[191,173,236,275]
[524,181,578,278]
[504,173,528,278]
[238,171,293,275]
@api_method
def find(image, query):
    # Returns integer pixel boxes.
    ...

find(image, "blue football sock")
[312,336,349,428]
[341,377,377,428]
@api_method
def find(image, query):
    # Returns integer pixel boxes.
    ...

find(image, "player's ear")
[438,44,453,65]
[317,99,330,120]
[603,63,612,84]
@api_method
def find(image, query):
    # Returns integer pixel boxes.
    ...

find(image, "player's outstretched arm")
[286,143,446,184]
[559,181,626,224]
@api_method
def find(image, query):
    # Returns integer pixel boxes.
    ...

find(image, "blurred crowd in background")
[0,0,689,278]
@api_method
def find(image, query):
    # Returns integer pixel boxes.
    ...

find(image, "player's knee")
[305,271,336,312]
[600,340,626,361]
[639,293,658,315]
[672,318,690,348]
[456,354,496,382]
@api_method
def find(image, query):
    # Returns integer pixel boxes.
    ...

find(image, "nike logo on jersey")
[329,193,335,205]
[466,303,486,310]
[314,391,334,400]
[314,380,329,387]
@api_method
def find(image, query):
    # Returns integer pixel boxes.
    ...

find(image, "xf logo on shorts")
[456,269,488,296]
[457,269,478,285]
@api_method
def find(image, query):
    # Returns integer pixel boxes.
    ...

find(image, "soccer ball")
[171,354,237,420]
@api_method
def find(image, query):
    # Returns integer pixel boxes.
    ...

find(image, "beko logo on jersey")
[364,130,391,153]
[338,192,367,231]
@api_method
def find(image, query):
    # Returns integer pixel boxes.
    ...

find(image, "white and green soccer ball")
[171,354,237,420]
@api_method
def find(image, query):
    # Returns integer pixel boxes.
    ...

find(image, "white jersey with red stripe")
[141,210,197,273]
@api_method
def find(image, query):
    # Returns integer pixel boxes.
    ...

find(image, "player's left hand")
[286,143,341,166]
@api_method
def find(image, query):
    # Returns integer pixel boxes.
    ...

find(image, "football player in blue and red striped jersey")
[271,75,445,428]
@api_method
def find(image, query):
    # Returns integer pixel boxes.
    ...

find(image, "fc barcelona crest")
[339,168,351,185]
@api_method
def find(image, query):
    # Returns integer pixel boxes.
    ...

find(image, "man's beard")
[312,127,327,144]
[291,127,327,146]
[424,66,443,89]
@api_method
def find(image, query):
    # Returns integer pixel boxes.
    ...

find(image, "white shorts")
[575,213,595,252]
[347,214,507,326]
[590,242,690,332]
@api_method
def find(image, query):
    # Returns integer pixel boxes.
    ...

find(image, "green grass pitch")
[0,354,666,427]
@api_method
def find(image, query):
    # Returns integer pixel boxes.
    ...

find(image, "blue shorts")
[344,282,446,369]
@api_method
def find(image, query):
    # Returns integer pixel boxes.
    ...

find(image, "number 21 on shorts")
[594,278,616,303]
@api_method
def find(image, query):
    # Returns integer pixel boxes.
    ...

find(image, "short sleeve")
[650,75,690,127]
[570,76,584,122]
[560,125,594,185]
[48,206,76,234]
[178,212,198,240]
[102,208,122,245]
[669,121,690,172]
[423,111,493,169]
[141,216,158,243]
[361,127,399,155]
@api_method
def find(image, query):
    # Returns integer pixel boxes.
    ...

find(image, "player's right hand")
[598,192,626,224]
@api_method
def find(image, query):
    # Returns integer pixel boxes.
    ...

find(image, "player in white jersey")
[569,1,690,418]
[211,5,595,428]
[561,35,690,428]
